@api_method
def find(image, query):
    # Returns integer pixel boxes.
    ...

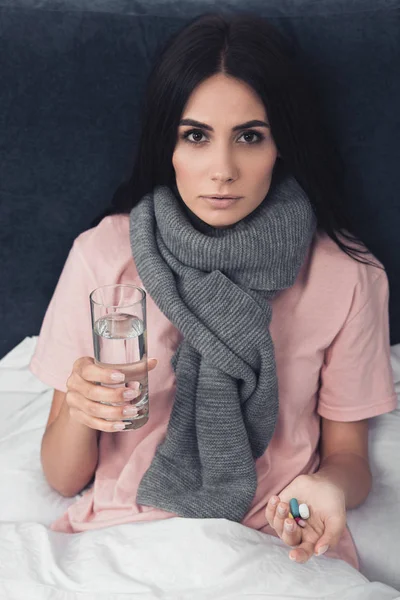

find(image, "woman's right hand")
[65,356,158,432]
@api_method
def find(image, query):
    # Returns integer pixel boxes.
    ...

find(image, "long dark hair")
[96,11,378,267]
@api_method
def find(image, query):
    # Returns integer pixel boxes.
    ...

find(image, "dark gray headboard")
[1,0,400,358]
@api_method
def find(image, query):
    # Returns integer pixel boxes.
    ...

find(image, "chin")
[202,212,243,228]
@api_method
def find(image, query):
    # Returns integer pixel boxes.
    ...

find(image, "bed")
[1,0,400,597]
[0,337,399,598]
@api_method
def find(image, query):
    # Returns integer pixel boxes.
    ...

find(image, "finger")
[265,496,280,529]
[83,396,139,421]
[67,390,139,423]
[69,406,129,433]
[74,374,141,405]
[72,357,126,386]
[289,540,315,564]
[74,356,157,386]
[70,358,157,404]
[314,515,345,556]
[273,501,290,537]
[282,518,302,547]
[118,358,158,382]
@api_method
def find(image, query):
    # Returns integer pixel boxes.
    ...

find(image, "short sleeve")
[29,240,97,393]
[318,270,398,421]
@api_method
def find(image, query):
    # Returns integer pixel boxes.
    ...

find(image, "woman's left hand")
[265,472,347,563]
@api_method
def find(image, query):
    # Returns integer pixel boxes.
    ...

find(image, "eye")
[181,128,265,145]
[237,131,265,144]
[182,129,208,144]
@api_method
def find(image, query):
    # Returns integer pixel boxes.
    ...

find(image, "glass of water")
[90,284,148,430]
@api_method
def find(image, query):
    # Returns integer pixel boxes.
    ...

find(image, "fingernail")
[289,554,296,561]
[123,406,138,416]
[278,506,286,516]
[298,519,306,528]
[111,371,125,382]
[123,389,136,399]
[316,544,329,556]
[270,497,278,505]
[113,422,126,430]
[284,521,294,532]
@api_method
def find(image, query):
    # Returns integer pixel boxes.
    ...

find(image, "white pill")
[299,503,310,519]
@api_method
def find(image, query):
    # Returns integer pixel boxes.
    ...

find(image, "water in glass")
[93,312,148,429]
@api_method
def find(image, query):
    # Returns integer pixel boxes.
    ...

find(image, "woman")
[30,12,397,569]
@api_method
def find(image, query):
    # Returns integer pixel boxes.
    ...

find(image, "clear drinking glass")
[90,284,148,430]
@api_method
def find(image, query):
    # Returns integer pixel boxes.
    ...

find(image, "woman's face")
[172,73,279,228]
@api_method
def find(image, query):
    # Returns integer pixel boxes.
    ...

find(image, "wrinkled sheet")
[0,337,399,599]
[1,518,400,600]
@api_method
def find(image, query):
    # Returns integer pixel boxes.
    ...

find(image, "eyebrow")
[179,118,270,131]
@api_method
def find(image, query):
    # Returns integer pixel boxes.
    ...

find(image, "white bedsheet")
[0,337,399,600]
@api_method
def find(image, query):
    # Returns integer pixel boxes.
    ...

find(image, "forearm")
[315,452,372,509]
[41,400,100,497]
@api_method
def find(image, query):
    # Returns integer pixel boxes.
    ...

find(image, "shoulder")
[74,213,130,259]
[74,213,130,253]
[309,230,388,316]
[72,213,133,277]
[311,230,385,282]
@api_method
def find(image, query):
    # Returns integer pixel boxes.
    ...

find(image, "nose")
[210,148,238,184]
[212,173,235,184]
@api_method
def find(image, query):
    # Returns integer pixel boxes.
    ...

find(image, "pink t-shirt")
[30,214,397,570]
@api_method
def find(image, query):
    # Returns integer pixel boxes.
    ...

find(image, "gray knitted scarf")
[129,172,316,522]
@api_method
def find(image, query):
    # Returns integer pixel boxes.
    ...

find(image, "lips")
[204,196,241,200]
[202,196,242,209]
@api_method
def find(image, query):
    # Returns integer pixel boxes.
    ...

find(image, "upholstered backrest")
[1,0,399,356]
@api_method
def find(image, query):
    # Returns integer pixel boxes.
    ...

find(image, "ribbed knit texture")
[129,173,316,522]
